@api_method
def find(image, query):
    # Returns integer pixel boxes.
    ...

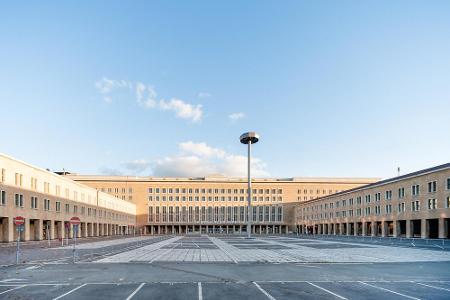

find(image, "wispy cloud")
[153,141,268,177]
[122,159,151,173]
[198,92,211,98]
[228,112,245,122]
[95,77,203,122]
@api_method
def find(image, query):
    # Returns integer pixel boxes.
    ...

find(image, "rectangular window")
[385,204,392,214]
[398,187,405,199]
[427,198,437,210]
[412,200,420,212]
[447,196,450,208]
[0,168,5,183]
[15,194,24,207]
[365,195,371,203]
[44,199,51,211]
[447,178,450,190]
[31,196,38,209]
[398,202,405,213]
[56,201,61,212]
[356,197,361,205]
[375,193,381,201]
[385,190,392,200]
[65,204,70,213]
[412,184,420,196]
[428,181,437,193]
[0,190,6,205]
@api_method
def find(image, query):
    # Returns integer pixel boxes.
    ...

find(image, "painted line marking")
[198,282,203,300]
[415,282,450,292]
[253,282,276,300]
[0,285,26,295]
[0,278,27,283]
[125,283,145,300]
[25,265,42,270]
[52,283,87,300]
[307,282,348,299]
[358,281,421,300]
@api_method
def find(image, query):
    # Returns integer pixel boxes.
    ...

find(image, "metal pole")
[47,223,50,247]
[16,228,20,265]
[247,141,252,238]
[73,225,77,263]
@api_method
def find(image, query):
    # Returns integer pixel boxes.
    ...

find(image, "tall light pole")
[240,132,260,239]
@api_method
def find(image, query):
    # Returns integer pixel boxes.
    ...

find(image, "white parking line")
[52,283,87,300]
[253,282,276,300]
[307,282,348,299]
[198,282,203,300]
[358,281,421,300]
[125,283,145,300]
[0,285,26,295]
[415,282,450,292]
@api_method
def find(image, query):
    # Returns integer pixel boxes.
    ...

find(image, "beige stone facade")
[68,174,377,235]
[296,163,450,239]
[0,154,136,243]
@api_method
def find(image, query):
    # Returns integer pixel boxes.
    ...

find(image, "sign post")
[70,217,81,263]
[14,216,25,265]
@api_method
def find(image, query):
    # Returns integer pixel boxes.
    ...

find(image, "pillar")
[406,220,411,238]
[354,222,358,236]
[393,221,398,237]
[421,219,428,239]
[439,218,446,239]
[2,217,14,242]
[49,221,55,240]
[362,222,366,236]
[381,222,386,237]
[371,222,376,237]
[24,218,30,241]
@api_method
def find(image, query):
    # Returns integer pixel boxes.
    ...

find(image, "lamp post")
[240,132,260,238]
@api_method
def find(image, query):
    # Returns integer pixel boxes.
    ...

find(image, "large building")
[67,174,377,235]
[0,154,136,243]
[296,163,450,239]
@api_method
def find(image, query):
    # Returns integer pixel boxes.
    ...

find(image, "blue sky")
[1,1,449,179]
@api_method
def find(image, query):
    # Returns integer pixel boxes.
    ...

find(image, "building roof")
[300,162,450,205]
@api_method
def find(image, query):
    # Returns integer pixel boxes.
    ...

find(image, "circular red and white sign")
[70,216,81,225]
[14,216,25,226]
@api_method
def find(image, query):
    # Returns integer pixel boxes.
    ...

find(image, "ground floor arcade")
[141,224,290,235]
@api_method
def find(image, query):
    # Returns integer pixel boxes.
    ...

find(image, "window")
[398,202,405,213]
[365,195,371,203]
[44,199,50,211]
[148,188,153,193]
[375,193,381,201]
[385,204,392,214]
[15,194,24,207]
[427,198,437,210]
[412,184,420,196]
[356,197,361,205]
[447,178,450,190]
[447,197,450,208]
[31,196,38,209]
[412,200,420,212]
[0,190,6,205]
[73,205,78,213]
[398,187,405,199]
[65,204,70,213]
[375,205,381,215]
[428,181,437,193]
[365,207,371,216]
[0,168,5,183]
[56,201,61,212]
[385,190,392,200]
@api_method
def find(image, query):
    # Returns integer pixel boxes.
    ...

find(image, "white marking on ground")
[253,282,277,300]
[307,282,348,299]
[358,281,421,300]
[415,282,450,292]
[125,282,145,300]
[0,285,26,295]
[52,283,87,300]
[198,282,203,300]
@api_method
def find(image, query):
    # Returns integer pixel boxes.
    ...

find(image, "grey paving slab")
[62,283,140,300]
[132,283,198,300]
[202,282,267,300]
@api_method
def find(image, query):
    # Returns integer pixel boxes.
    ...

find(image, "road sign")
[70,217,81,226]
[14,216,25,226]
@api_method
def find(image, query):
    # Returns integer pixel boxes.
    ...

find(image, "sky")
[0,1,449,179]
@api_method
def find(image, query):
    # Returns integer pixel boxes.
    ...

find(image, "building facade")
[0,154,136,243]
[296,163,450,239]
[68,174,377,235]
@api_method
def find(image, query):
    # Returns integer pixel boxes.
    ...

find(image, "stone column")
[24,218,30,241]
[371,222,376,237]
[381,222,386,237]
[3,217,14,242]
[393,221,398,237]
[421,219,428,239]
[406,220,411,238]
[439,218,446,239]
[49,221,55,240]
[362,222,366,236]
[354,222,358,236]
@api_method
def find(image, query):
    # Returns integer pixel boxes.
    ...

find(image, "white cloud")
[228,112,245,122]
[95,77,131,103]
[99,166,123,176]
[152,141,269,177]
[122,159,151,173]
[159,98,203,122]
[179,141,225,158]
[95,77,203,122]
[198,92,211,98]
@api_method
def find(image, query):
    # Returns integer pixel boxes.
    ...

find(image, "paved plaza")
[96,235,450,263]
[1,235,450,299]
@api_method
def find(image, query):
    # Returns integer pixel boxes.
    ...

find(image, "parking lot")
[2,235,450,299]
[1,280,450,299]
